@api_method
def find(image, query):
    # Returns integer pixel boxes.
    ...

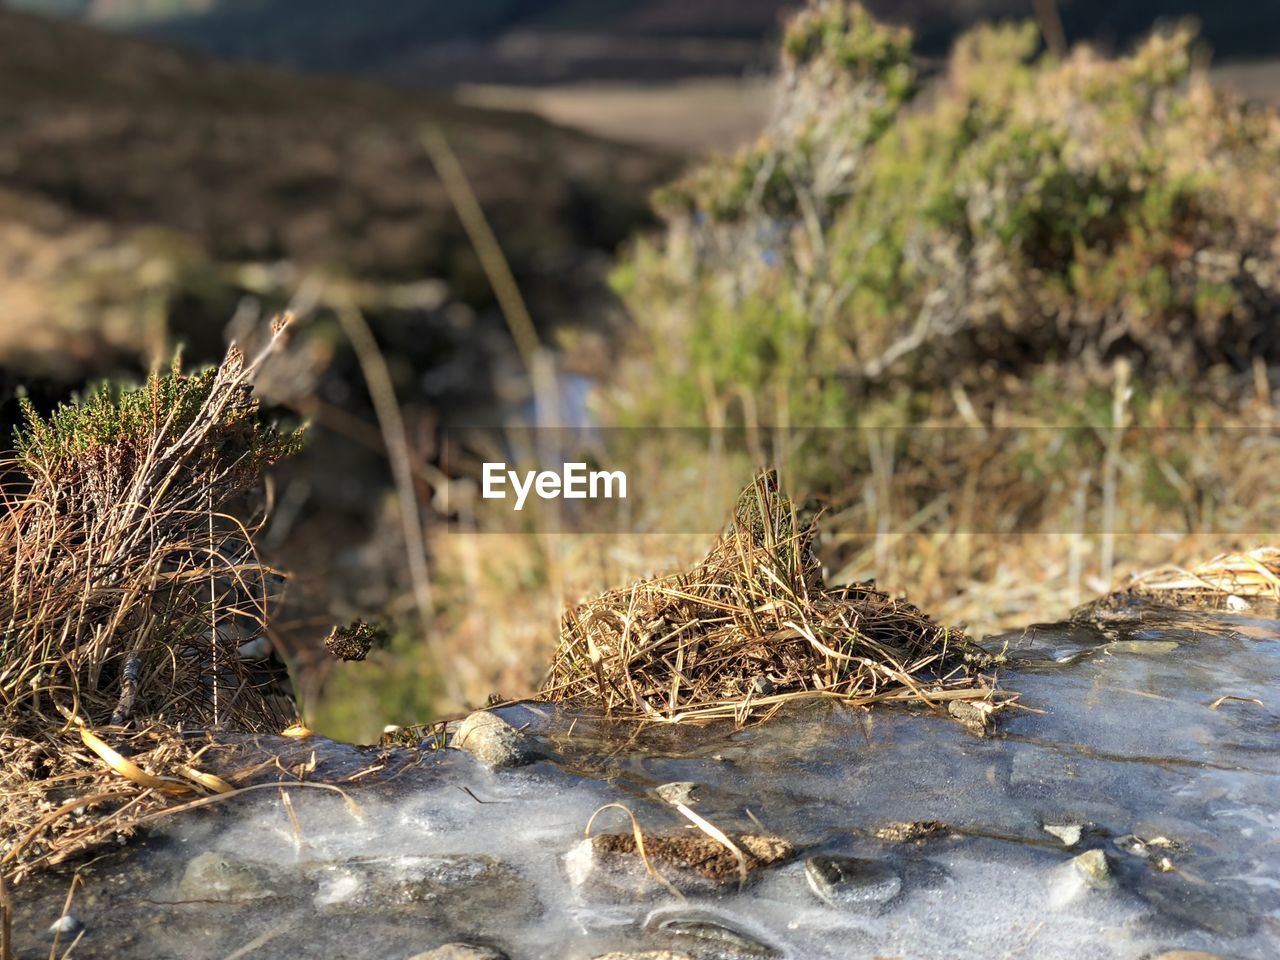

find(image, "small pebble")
[655,781,699,805]
[406,944,508,960]
[451,711,540,768]
[1042,823,1082,847]
[48,914,83,937]
[1070,849,1113,888]
[948,698,994,734]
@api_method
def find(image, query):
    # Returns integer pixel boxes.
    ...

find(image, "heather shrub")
[615,1,1280,426]
[1,321,303,732]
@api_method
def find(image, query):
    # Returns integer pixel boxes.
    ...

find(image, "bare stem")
[421,126,542,372]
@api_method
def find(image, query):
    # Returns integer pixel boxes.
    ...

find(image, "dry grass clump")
[1,317,301,734]
[1126,547,1280,607]
[0,724,389,885]
[0,317,307,884]
[590,831,793,884]
[1,726,222,884]
[543,472,997,723]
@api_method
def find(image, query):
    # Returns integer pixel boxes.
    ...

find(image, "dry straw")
[0,317,308,883]
[543,470,1002,722]
[1127,547,1280,605]
[0,319,302,735]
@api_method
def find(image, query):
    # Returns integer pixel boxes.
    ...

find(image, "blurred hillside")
[10,1,1280,86]
[0,6,679,710]
[0,6,674,386]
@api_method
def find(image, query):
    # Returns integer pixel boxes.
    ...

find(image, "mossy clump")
[324,619,388,662]
[1122,547,1280,608]
[0,318,311,886]
[16,350,301,513]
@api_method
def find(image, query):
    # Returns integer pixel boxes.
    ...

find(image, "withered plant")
[0,316,303,734]
[0,316,307,884]
[544,471,1003,723]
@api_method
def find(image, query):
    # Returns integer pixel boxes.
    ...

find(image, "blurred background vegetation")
[2,1,1279,742]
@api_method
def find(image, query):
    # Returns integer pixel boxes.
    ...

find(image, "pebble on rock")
[1071,849,1113,888]
[1042,823,1083,847]
[451,710,540,768]
[47,914,83,937]
[406,944,508,960]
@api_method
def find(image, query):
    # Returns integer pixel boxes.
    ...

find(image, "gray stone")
[654,781,700,805]
[451,710,540,768]
[178,852,272,902]
[592,954,693,960]
[646,910,780,958]
[804,856,902,911]
[1070,849,1112,888]
[47,914,83,937]
[406,946,508,960]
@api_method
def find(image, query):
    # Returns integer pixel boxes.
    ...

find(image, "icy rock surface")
[14,598,1280,958]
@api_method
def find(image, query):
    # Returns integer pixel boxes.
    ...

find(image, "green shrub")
[1,323,303,732]
[617,2,1280,428]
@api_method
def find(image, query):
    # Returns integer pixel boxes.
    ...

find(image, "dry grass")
[1126,547,1280,605]
[403,363,1280,725]
[0,317,315,885]
[0,318,300,734]
[0,724,384,886]
[542,471,1002,723]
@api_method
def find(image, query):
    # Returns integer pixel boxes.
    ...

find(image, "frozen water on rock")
[12,597,1280,958]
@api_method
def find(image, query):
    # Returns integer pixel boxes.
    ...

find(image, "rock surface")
[9,597,1280,959]
[804,856,903,911]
